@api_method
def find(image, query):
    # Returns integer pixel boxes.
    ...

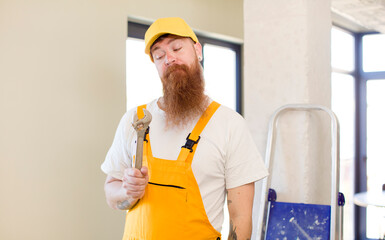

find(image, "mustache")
[164,64,188,77]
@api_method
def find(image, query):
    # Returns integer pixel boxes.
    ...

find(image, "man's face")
[150,35,202,79]
[149,35,207,127]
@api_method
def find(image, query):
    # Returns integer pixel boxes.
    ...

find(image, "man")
[102,17,268,240]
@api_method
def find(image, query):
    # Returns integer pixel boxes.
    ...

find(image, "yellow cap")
[144,17,199,61]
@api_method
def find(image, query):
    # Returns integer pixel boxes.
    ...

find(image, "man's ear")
[194,42,203,61]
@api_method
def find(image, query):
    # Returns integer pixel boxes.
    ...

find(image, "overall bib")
[123,101,222,240]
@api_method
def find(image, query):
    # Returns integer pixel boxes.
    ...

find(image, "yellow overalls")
[123,101,222,240]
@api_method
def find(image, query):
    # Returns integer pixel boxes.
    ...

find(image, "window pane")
[363,34,385,72]
[331,27,355,72]
[126,38,162,111]
[331,72,355,240]
[203,44,236,111]
[366,79,385,239]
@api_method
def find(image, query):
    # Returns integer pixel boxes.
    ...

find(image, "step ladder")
[256,104,345,240]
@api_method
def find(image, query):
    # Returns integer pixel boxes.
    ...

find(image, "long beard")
[161,60,208,127]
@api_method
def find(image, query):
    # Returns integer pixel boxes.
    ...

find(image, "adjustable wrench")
[132,108,152,169]
[117,108,152,210]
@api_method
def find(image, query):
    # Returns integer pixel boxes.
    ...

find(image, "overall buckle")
[182,133,200,152]
[144,127,150,142]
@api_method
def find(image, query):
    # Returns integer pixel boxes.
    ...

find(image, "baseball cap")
[144,17,199,61]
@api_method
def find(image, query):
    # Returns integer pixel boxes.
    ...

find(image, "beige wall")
[0,0,243,240]
[125,0,244,41]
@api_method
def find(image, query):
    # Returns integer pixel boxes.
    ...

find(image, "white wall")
[243,0,333,238]
[0,1,243,240]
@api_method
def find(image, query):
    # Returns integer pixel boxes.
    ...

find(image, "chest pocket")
[148,157,188,190]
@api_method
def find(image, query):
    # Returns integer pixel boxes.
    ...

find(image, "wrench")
[117,108,152,210]
[132,108,152,169]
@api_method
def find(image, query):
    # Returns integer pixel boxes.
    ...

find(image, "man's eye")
[173,47,182,52]
[154,53,164,60]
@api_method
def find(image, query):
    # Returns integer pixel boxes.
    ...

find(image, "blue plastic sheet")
[266,201,331,240]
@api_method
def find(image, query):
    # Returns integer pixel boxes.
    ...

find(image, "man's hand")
[121,167,149,199]
[104,166,149,210]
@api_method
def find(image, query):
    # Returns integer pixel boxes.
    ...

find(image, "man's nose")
[165,52,176,65]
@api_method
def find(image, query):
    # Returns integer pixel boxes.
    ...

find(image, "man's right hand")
[104,166,149,210]
[121,167,149,200]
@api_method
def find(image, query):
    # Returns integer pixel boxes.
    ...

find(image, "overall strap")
[177,101,220,163]
[137,104,147,119]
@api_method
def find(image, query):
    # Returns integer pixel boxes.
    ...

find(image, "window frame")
[332,27,385,239]
[355,31,385,240]
[127,20,243,114]
[332,24,385,239]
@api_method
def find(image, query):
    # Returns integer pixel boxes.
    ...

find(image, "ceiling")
[332,0,385,33]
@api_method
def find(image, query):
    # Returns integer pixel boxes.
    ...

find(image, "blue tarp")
[266,201,331,240]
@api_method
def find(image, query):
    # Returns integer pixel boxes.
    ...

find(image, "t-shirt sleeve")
[101,111,135,180]
[225,113,268,189]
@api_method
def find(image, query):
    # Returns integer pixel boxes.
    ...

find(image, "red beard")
[161,59,208,127]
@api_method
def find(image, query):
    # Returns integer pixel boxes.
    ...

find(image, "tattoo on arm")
[227,191,232,206]
[228,220,237,240]
[117,198,139,210]
[117,200,130,210]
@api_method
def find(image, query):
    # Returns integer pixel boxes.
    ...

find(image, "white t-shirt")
[101,99,268,232]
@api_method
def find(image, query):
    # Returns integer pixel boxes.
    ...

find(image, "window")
[126,38,162,110]
[363,34,385,72]
[203,44,237,110]
[126,21,242,114]
[366,79,385,239]
[332,27,385,239]
[362,32,385,239]
[331,26,356,240]
[331,27,355,72]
